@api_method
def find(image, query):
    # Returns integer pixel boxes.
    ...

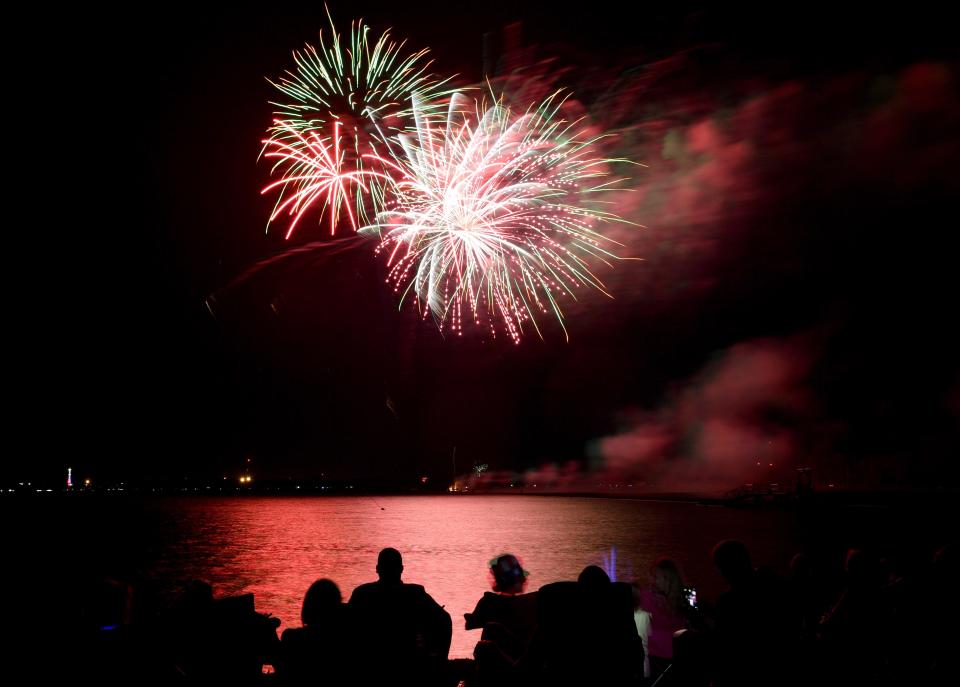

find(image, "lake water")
[16,492,953,659]
[26,494,823,658]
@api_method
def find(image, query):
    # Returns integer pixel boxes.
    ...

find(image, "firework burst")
[261,7,454,238]
[363,92,632,342]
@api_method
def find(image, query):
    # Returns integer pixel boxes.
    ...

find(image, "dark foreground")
[19,533,959,686]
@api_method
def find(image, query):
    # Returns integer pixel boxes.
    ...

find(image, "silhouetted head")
[376,547,403,583]
[712,540,753,586]
[653,558,683,592]
[490,553,528,594]
[301,578,341,627]
[653,558,685,609]
[578,565,611,589]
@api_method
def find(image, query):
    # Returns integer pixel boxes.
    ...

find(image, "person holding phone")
[635,558,693,681]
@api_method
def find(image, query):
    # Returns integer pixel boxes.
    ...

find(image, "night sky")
[8,2,959,490]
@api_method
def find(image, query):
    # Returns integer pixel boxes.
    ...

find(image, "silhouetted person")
[164,580,279,685]
[672,628,710,687]
[349,548,451,686]
[164,580,215,680]
[532,565,643,686]
[73,574,166,686]
[577,564,611,587]
[636,558,693,681]
[711,540,794,687]
[780,553,826,683]
[787,554,817,637]
[278,579,355,685]
[819,548,886,684]
[466,554,538,639]
[928,544,959,685]
[466,554,538,686]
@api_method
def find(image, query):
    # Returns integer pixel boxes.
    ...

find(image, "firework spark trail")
[261,6,456,238]
[362,91,633,342]
[262,120,393,238]
[216,235,369,293]
[205,235,371,322]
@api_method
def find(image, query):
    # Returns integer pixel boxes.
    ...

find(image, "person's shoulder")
[404,584,448,614]
[281,627,307,644]
[538,581,580,599]
[476,591,500,605]
[348,581,380,603]
[470,591,500,614]
[404,584,437,603]
[515,591,539,609]
[484,591,534,606]
[405,583,442,605]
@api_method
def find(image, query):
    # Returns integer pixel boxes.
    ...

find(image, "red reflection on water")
[146,496,797,658]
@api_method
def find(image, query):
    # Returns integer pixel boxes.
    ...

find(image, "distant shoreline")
[4,486,959,511]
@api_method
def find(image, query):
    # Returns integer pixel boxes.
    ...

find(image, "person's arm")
[465,593,495,630]
[420,592,452,658]
[464,612,479,629]
[347,584,367,607]
[635,587,652,613]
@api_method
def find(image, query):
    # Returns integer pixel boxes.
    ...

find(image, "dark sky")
[8,2,959,488]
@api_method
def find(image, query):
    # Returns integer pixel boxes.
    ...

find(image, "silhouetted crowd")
[69,540,957,686]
